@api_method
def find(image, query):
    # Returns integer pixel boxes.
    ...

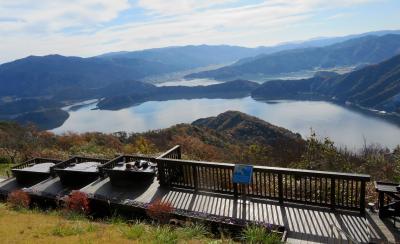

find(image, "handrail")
[330,224,360,244]
[158,157,370,180]
[157,145,181,160]
[157,155,370,213]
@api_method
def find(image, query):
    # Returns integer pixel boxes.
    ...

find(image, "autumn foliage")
[146,199,174,224]
[64,191,90,215]
[7,190,30,209]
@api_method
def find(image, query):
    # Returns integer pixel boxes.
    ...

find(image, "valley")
[1,31,400,151]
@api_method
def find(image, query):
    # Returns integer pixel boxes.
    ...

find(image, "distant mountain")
[186,34,400,80]
[2,31,400,100]
[98,45,270,70]
[0,54,178,98]
[99,30,400,71]
[97,80,260,110]
[251,54,400,113]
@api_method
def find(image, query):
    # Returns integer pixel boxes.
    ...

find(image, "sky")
[0,0,400,63]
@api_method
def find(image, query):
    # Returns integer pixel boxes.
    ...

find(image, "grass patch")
[106,213,126,226]
[242,225,282,244]
[177,223,208,240]
[0,204,234,243]
[60,211,88,221]
[119,222,147,240]
[153,226,179,244]
[51,221,99,237]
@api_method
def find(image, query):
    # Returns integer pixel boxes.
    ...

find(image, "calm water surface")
[52,97,400,151]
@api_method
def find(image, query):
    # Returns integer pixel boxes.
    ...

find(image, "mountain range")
[186,34,400,80]
[97,79,259,110]
[2,31,400,100]
[251,54,400,113]
[1,30,400,129]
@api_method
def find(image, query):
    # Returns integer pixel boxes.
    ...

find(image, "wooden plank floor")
[81,178,387,243]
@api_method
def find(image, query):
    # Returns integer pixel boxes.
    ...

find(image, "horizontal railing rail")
[157,155,370,214]
[11,158,62,170]
[157,145,181,160]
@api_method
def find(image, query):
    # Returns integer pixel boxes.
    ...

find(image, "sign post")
[233,164,253,204]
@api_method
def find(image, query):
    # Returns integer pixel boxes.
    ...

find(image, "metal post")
[278,173,283,204]
[360,180,366,215]
[193,165,198,191]
[331,177,336,210]
[234,183,238,198]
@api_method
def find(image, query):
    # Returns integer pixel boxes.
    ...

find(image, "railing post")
[330,177,336,210]
[177,146,181,159]
[192,165,198,191]
[234,183,238,198]
[158,160,166,186]
[278,173,283,204]
[360,180,366,215]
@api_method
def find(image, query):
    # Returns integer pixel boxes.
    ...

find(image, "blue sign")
[233,164,253,184]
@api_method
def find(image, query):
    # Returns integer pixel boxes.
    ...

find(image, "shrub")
[146,198,174,224]
[64,191,90,215]
[7,190,30,209]
[242,225,282,244]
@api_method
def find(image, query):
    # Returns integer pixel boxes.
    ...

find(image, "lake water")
[155,78,222,87]
[52,97,400,151]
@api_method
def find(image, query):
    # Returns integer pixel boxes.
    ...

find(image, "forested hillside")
[1,111,398,184]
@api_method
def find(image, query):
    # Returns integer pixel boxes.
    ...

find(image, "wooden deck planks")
[81,178,384,243]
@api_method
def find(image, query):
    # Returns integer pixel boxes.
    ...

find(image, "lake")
[52,97,400,151]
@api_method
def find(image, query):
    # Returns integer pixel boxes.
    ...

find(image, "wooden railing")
[157,149,370,214]
[157,145,181,183]
[11,157,62,170]
[157,145,181,160]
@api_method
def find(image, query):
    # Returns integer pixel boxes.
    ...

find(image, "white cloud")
[0,0,130,33]
[137,0,237,15]
[0,0,389,63]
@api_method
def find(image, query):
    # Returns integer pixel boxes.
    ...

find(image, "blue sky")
[0,0,399,63]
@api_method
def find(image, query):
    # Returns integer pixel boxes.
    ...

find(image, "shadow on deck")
[81,177,388,243]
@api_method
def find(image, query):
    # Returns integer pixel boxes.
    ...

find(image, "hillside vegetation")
[0,111,399,185]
